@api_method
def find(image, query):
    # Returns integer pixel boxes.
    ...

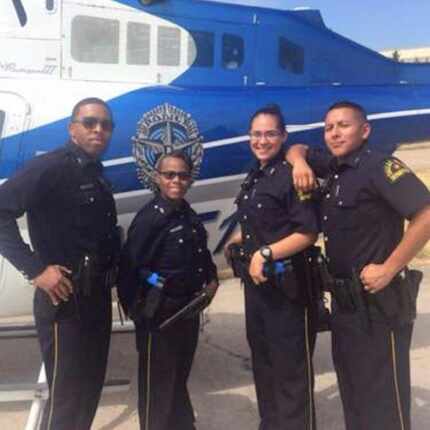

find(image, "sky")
[205,0,430,51]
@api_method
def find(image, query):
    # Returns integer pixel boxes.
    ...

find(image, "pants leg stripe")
[304,307,314,430]
[390,331,406,430]
[144,333,153,430]
[47,322,59,430]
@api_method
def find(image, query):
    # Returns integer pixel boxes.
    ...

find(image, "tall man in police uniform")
[0,98,119,430]
[287,101,430,430]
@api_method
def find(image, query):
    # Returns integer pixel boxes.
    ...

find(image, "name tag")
[80,183,95,191]
[169,225,184,233]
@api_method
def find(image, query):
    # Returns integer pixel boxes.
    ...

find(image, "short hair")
[249,104,286,133]
[325,100,368,122]
[71,97,113,121]
[155,150,194,173]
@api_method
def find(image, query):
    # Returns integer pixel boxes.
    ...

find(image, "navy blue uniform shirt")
[236,149,319,255]
[307,144,430,278]
[0,142,118,279]
[118,194,218,313]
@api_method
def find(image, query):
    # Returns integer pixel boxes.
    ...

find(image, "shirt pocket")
[251,194,285,223]
[335,194,360,230]
[76,190,100,227]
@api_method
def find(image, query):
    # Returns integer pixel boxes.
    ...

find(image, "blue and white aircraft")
[1,0,430,317]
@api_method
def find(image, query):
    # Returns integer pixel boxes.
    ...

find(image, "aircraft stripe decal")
[102,107,430,168]
[0,108,429,185]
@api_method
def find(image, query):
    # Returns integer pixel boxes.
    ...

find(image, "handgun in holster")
[369,268,422,327]
[227,243,251,280]
[129,273,166,325]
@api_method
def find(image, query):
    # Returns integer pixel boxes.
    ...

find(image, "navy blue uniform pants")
[331,306,413,430]
[136,316,199,430]
[244,283,316,430]
[35,290,112,430]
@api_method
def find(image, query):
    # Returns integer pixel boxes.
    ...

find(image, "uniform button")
[89,197,95,203]
[243,215,248,220]
[324,236,328,242]
[254,179,258,183]
[179,238,184,244]
[323,216,328,221]
[198,268,203,273]
[334,174,339,179]
[338,201,343,206]
[244,195,249,200]
[192,229,197,234]
[198,248,203,253]
[245,234,251,239]
[107,212,112,216]
[257,203,262,209]
[326,194,331,199]
[154,205,159,209]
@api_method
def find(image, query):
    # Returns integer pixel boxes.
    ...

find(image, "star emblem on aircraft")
[133,103,204,189]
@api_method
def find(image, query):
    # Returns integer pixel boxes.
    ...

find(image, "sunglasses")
[157,170,192,181]
[72,116,115,132]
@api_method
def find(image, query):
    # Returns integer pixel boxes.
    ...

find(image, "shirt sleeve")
[0,158,57,279]
[370,156,430,219]
[286,184,320,236]
[306,147,332,178]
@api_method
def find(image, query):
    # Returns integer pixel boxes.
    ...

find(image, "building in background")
[380,47,430,63]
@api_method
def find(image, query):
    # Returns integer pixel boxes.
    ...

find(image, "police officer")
[118,150,218,430]
[287,100,430,430]
[0,97,119,430]
[225,105,319,430]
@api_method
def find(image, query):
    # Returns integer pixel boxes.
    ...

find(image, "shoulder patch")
[384,158,410,183]
[297,190,312,202]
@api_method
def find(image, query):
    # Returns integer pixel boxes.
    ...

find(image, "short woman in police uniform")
[118,151,218,430]
[225,105,319,430]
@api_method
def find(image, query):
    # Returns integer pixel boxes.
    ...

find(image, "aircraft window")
[222,34,244,70]
[71,16,120,64]
[46,0,54,11]
[0,111,4,139]
[127,22,150,65]
[188,31,214,67]
[279,37,304,74]
[158,26,181,66]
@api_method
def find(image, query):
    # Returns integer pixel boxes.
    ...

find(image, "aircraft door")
[0,92,30,180]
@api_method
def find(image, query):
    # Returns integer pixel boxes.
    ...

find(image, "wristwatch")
[259,246,272,261]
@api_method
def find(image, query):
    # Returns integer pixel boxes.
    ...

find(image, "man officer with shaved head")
[0,98,120,429]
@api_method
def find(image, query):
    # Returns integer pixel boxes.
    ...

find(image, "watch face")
[261,247,271,259]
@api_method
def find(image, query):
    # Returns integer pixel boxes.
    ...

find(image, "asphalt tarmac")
[1,264,429,429]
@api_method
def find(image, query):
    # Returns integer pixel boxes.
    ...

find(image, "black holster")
[228,244,251,280]
[368,269,422,327]
[73,254,117,296]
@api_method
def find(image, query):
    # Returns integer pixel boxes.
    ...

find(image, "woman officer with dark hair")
[118,150,218,430]
[225,105,319,430]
